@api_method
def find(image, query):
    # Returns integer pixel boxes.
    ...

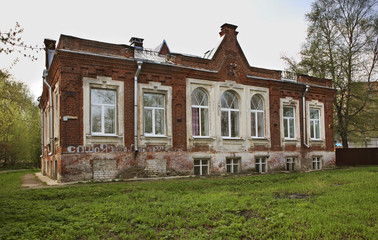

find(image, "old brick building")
[40,24,336,182]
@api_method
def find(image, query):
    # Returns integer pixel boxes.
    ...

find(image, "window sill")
[192,136,213,139]
[250,137,269,141]
[310,139,324,142]
[89,134,119,137]
[283,138,299,142]
[144,135,168,138]
[139,135,172,146]
[222,137,244,140]
[86,134,124,145]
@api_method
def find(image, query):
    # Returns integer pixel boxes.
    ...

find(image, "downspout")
[37,97,44,157]
[303,85,310,148]
[134,61,143,152]
[42,69,54,155]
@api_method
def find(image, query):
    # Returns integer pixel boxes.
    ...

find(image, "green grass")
[0,167,377,239]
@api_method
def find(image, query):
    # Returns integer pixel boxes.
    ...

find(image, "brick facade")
[40,24,336,182]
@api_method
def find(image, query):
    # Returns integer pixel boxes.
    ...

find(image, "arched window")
[191,88,209,136]
[251,94,264,138]
[221,91,239,138]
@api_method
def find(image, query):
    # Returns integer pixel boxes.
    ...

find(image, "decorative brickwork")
[40,23,336,182]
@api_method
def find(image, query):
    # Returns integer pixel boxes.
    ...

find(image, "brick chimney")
[44,39,56,69]
[129,37,144,50]
[219,23,238,37]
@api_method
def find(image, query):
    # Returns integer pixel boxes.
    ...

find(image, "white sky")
[0,0,313,101]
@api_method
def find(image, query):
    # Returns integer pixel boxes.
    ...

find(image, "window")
[221,91,239,138]
[226,158,240,173]
[312,157,322,170]
[286,157,296,171]
[191,88,209,137]
[91,89,116,135]
[283,106,295,139]
[251,94,264,138]
[194,159,209,176]
[143,93,165,136]
[310,108,320,139]
[255,157,267,173]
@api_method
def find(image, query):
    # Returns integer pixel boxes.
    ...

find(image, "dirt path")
[21,173,48,189]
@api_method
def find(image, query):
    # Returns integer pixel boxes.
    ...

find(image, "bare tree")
[283,0,378,148]
[1,22,41,67]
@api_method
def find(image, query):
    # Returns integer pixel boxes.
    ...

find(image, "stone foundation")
[42,150,336,182]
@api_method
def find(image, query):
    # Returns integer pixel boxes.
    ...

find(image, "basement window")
[312,156,322,170]
[194,159,209,176]
[226,158,240,173]
[286,157,296,171]
[255,157,267,173]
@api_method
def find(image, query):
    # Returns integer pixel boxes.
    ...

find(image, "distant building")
[39,24,336,182]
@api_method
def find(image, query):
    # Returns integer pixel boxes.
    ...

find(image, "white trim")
[283,106,295,139]
[220,90,240,138]
[83,76,124,146]
[193,158,210,175]
[138,82,172,147]
[280,97,301,147]
[90,88,117,135]
[226,158,240,173]
[191,87,210,137]
[143,93,166,136]
[306,100,325,144]
[312,156,322,170]
[255,156,267,173]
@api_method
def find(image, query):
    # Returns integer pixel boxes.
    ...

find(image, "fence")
[336,148,378,166]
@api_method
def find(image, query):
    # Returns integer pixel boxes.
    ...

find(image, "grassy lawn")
[0,167,377,239]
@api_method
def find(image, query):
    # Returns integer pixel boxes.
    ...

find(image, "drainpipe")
[303,85,310,148]
[42,69,54,155]
[37,97,44,157]
[134,61,143,152]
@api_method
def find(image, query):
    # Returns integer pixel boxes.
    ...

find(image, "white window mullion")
[152,108,156,135]
[255,112,258,136]
[101,105,105,134]
[228,110,231,138]
[199,108,202,136]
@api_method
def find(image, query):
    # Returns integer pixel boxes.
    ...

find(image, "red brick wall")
[40,25,336,181]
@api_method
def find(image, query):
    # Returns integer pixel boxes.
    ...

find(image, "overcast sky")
[1,0,313,100]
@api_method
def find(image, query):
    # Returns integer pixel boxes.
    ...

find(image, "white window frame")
[221,91,240,139]
[283,106,295,139]
[138,82,172,147]
[312,156,322,170]
[286,157,296,171]
[306,100,325,144]
[143,93,166,137]
[90,88,117,136]
[226,158,240,173]
[280,97,300,146]
[83,76,124,146]
[310,108,321,140]
[191,88,210,138]
[255,157,267,173]
[251,94,265,138]
[193,159,209,176]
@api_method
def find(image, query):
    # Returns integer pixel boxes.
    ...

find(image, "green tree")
[283,0,378,148]
[0,71,41,167]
